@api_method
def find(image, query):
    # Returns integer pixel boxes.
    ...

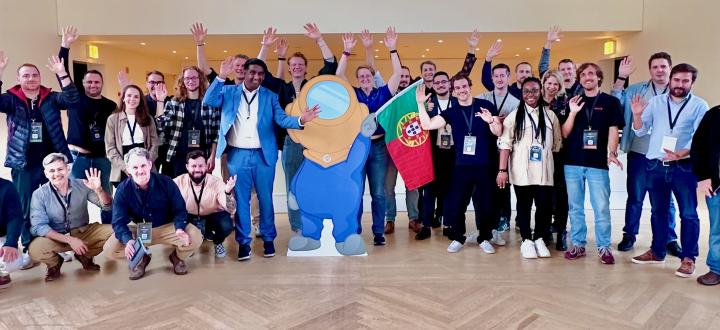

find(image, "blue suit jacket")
[203,78,301,166]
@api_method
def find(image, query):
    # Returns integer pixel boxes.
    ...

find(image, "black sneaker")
[431,216,442,228]
[263,241,276,258]
[415,227,431,240]
[237,244,251,261]
[373,234,386,246]
[442,226,451,237]
[666,241,682,258]
[555,231,567,251]
[617,236,636,251]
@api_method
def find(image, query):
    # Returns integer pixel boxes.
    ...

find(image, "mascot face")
[287,76,369,167]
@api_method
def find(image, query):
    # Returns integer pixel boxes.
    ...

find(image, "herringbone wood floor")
[1,209,719,329]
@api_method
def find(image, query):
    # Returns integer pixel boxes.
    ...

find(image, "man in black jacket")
[691,105,720,285]
[0,178,23,289]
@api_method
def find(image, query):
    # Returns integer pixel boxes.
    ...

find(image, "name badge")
[188,129,201,148]
[661,135,678,154]
[439,133,452,149]
[137,222,152,245]
[30,122,43,143]
[583,129,598,150]
[529,145,542,162]
[90,125,103,142]
[463,135,476,155]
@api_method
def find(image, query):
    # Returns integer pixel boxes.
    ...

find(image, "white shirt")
[122,114,145,146]
[227,82,261,149]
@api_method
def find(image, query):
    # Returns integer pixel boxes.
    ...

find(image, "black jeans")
[11,165,47,252]
[552,152,569,233]
[420,148,455,227]
[444,164,494,244]
[514,185,553,241]
[189,211,234,245]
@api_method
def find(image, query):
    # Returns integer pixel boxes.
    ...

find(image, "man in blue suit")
[204,58,319,261]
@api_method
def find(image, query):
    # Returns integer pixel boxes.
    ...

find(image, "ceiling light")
[514,54,520,57]
[437,39,444,43]
[375,49,379,52]
[497,38,502,42]
[425,48,430,52]
[421,54,426,58]
[555,38,561,42]
[374,55,379,58]
[139,42,146,46]
[525,47,530,51]
[172,50,177,54]
[184,56,189,60]
[475,48,480,51]
[223,50,228,53]
[379,40,383,44]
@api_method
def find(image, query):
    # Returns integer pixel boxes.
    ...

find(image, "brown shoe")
[168,251,188,275]
[0,271,11,289]
[631,249,665,264]
[697,271,720,286]
[44,255,64,282]
[408,219,421,233]
[384,221,395,235]
[675,257,695,278]
[128,254,151,280]
[74,254,101,271]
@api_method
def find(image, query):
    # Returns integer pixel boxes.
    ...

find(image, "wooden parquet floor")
[1,209,719,329]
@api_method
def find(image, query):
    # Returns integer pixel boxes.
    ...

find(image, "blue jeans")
[358,139,388,236]
[282,136,303,231]
[70,151,113,224]
[706,194,720,274]
[623,151,677,242]
[384,159,419,221]
[226,148,277,245]
[564,165,612,249]
[646,159,699,260]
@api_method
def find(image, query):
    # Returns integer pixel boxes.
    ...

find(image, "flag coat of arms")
[376,80,434,190]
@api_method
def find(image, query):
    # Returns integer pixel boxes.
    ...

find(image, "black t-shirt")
[562,92,624,170]
[176,98,205,157]
[82,96,116,157]
[25,98,56,167]
[439,98,498,166]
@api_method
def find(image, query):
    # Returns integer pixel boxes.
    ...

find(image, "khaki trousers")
[29,223,113,267]
[107,223,202,261]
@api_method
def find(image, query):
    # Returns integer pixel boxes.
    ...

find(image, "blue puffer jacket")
[0,81,78,169]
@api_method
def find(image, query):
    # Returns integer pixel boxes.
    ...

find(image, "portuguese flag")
[376,80,434,190]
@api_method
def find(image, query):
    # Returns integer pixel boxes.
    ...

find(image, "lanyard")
[583,93,601,130]
[525,106,542,143]
[50,184,71,233]
[241,90,257,119]
[125,112,138,145]
[461,101,474,136]
[132,182,151,223]
[190,178,206,219]
[667,95,692,132]
[651,81,668,96]
[188,100,202,130]
[492,90,509,114]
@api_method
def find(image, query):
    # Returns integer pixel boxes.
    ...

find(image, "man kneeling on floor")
[111,147,202,280]
[174,150,236,258]
[28,153,113,281]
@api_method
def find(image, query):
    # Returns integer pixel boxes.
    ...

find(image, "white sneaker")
[447,240,464,253]
[465,230,479,244]
[490,229,506,246]
[521,239,538,259]
[534,238,551,258]
[58,251,73,262]
[20,253,37,270]
[479,240,496,254]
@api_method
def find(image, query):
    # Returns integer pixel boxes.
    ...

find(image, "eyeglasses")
[433,80,449,85]
[147,81,164,85]
[522,89,541,94]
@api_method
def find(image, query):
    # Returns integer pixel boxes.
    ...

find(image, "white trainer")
[521,239,538,259]
[479,240,496,254]
[447,240,464,253]
[534,238,551,258]
[491,229,506,246]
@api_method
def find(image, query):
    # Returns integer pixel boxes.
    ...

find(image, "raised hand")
[0,50,8,74]
[630,94,648,116]
[225,175,237,194]
[190,22,208,45]
[261,27,278,47]
[82,168,103,191]
[303,22,323,41]
[342,33,357,52]
[568,95,585,113]
[546,25,563,44]
[300,104,320,125]
[61,25,79,48]
[485,40,503,62]
[46,56,67,76]
[475,108,494,123]
[276,39,288,58]
[154,83,168,101]
[384,26,398,50]
[416,84,431,105]
[360,29,373,48]
[117,69,131,88]
[219,56,233,79]
[466,29,480,50]
[618,56,636,78]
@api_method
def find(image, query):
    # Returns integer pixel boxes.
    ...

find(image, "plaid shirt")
[158,98,220,162]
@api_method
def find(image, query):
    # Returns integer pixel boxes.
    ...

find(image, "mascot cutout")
[285,76,376,256]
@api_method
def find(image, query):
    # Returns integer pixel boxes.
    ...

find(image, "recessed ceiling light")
[223,50,228,53]
[425,48,430,52]
[515,53,520,57]
[379,40,383,44]
[172,50,177,54]
[375,49,379,52]
[421,54,426,58]
[184,56,189,60]
[525,47,530,51]
[475,48,480,51]
[555,38,561,42]
[273,50,277,53]
[437,39,444,43]
[374,55,379,58]
[497,38,502,42]
[139,42,146,46]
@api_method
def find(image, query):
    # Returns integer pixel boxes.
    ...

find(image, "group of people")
[0,23,718,289]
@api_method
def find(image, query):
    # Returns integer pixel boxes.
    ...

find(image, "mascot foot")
[335,234,367,256]
[288,235,321,251]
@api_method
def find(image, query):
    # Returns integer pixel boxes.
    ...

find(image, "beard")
[670,87,689,98]
[190,172,206,184]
